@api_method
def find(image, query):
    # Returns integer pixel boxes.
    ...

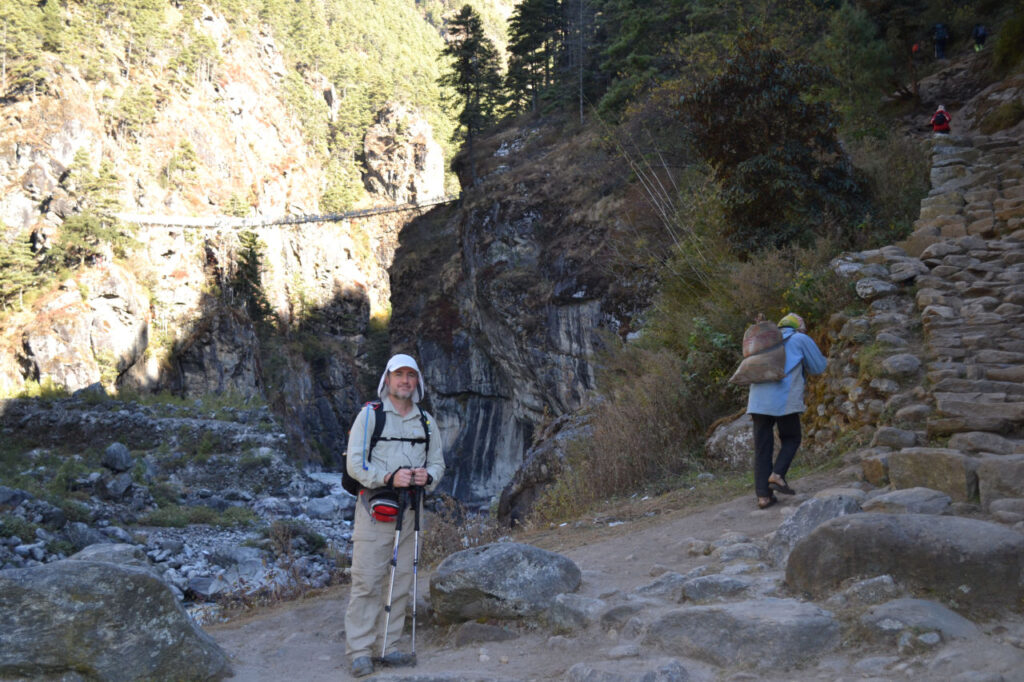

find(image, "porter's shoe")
[351,655,374,678]
[379,651,417,667]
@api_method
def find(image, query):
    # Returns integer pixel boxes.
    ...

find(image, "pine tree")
[439,5,503,183]
[51,151,127,268]
[0,234,37,311]
[506,0,564,113]
[680,30,864,255]
[0,0,46,98]
[233,230,272,323]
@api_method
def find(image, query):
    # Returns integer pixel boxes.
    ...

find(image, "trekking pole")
[380,490,406,658]
[410,486,422,659]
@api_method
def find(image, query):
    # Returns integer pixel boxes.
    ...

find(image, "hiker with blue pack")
[344,353,445,678]
[745,313,827,510]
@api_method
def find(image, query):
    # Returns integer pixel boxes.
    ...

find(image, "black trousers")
[751,413,802,498]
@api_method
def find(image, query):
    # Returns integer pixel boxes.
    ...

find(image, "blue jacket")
[746,328,827,416]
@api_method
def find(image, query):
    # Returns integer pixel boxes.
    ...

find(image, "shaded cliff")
[390,123,657,504]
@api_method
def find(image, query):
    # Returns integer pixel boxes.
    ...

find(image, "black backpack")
[341,401,431,496]
[934,111,947,126]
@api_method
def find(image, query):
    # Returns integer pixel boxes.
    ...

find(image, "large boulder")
[704,414,755,469]
[785,513,1024,616]
[430,542,581,622]
[643,599,840,668]
[767,494,862,568]
[0,560,231,680]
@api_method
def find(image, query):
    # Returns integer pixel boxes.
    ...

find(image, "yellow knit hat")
[778,313,806,332]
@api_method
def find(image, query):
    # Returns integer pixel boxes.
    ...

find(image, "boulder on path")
[861,487,952,514]
[0,560,231,680]
[565,657,690,682]
[977,454,1024,509]
[785,513,1024,616]
[643,598,840,668]
[430,542,581,622]
[767,494,862,568]
[860,598,981,644]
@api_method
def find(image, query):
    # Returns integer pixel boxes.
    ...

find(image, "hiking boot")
[350,655,374,678]
[379,651,416,667]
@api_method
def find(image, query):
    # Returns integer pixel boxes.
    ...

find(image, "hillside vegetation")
[2,0,1024,518]
[433,0,1024,519]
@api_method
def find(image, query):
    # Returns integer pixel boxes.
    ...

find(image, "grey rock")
[681,574,752,602]
[856,277,898,300]
[705,414,754,469]
[102,443,134,473]
[635,572,689,602]
[825,575,903,608]
[977,455,1024,509]
[97,472,134,501]
[100,525,135,543]
[430,542,581,621]
[949,431,1016,454]
[545,593,606,632]
[767,494,862,568]
[785,513,1024,616]
[453,622,518,647]
[565,658,689,682]
[713,542,764,562]
[0,486,31,507]
[881,354,922,377]
[860,598,981,643]
[600,602,648,630]
[644,598,840,668]
[871,427,918,449]
[0,561,231,680]
[208,545,264,568]
[304,494,352,519]
[61,522,111,552]
[861,487,952,514]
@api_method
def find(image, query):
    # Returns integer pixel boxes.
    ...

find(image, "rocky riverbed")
[0,396,361,623]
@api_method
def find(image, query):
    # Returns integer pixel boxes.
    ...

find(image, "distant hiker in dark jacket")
[930,105,951,134]
[933,22,950,59]
[973,24,988,52]
[746,313,827,510]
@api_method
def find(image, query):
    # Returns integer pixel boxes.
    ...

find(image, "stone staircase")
[830,131,1024,523]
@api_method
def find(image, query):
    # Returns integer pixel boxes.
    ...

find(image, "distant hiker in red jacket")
[930,105,951,134]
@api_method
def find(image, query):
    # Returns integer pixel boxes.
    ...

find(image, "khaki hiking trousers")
[345,493,420,660]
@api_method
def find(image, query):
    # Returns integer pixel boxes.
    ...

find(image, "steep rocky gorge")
[0,11,447,468]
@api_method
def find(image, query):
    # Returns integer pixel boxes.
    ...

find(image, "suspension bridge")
[115,193,460,229]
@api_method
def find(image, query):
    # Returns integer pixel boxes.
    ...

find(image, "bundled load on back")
[729,320,786,385]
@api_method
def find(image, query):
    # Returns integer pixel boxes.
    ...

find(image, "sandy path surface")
[208,468,1024,681]
[207,471,849,681]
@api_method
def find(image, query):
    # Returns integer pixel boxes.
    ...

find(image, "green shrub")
[993,12,1024,74]
[216,506,259,527]
[979,100,1024,135]
[140,504,219,527]
[847,132,931,246]
[265,519,326,556]
[421,493,501,568]
[532,347,714,522]
[0,515,38,541]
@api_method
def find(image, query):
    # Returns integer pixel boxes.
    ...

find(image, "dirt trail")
[206,469,857,681]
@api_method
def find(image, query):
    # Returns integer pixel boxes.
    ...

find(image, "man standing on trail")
[746,313,827,510]
[345,354,445,678]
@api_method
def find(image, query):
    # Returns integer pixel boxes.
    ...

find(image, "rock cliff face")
[390,126,650,504]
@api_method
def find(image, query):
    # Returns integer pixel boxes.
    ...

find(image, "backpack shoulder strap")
[367,401,385,463]
[418,407,431,462]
